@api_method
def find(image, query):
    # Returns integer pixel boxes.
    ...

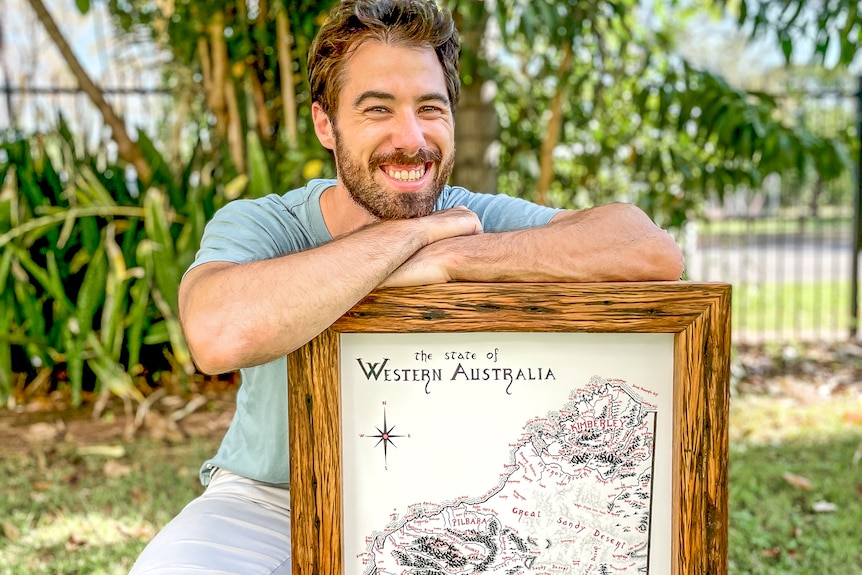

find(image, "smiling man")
[314,40,456,221]
[129,1,684,573]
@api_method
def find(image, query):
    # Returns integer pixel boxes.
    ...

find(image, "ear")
[312,102,335,150]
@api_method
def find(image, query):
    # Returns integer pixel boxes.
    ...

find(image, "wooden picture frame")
[288,282,731,574]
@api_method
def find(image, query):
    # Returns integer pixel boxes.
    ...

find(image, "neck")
[320,183,377,238]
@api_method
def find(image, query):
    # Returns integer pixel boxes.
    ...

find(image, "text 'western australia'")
[355,358,556,395]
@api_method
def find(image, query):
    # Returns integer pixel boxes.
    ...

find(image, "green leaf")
[126,277,152,369]
[13,279,45,349]
[74,242,108,335]
[86,333,142,401]
[101,223,132,358]
[75,0,91,14]
[143,319,170,345]
[62,325,85,406]
[136,130,180,206]
[0,291,15,397]
[143,188,181,317]
[779,29,793,62]
[13,246,73,310]
[0,248,12,289]
[246,131,273,198]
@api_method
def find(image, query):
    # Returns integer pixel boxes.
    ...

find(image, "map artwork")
[362,376,656,574]
[340,332,673,575]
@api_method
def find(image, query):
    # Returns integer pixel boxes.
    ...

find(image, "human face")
[313,41,456,220]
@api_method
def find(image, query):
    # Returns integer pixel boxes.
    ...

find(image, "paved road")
[685,236,855,284]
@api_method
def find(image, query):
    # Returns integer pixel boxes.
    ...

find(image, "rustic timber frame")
[287,282,731,574]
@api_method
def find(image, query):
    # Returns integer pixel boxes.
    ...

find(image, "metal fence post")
[852,76,862,339]
[1,79,10,129]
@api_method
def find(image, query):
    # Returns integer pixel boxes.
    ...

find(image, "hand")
[417,206,483,244]
[380,208,482,287]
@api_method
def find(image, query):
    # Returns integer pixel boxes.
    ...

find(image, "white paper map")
[340,332,673,575]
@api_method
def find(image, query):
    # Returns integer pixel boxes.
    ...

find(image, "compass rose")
[366,407,406,470]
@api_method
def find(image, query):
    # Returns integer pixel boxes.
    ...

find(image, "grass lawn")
[0,378,860,573]
[728,396,862,574]
[732,281,854,339]
[698,213,853,237]
[0,437,216,575]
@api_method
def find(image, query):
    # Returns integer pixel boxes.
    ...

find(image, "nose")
[391,111,427,153]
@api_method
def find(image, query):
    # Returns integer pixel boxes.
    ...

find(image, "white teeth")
[387,166,425,181]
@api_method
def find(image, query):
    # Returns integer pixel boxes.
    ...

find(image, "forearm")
[181,220,431,374]
[390,203,684,285]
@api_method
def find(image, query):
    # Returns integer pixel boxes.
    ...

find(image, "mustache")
[370,148,442,169]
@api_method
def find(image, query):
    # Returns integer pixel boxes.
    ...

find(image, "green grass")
[699,214,852,237]
[728,397,862,574]
[732,281,855,338]
[729,434,862,573]
[0,437,217,575]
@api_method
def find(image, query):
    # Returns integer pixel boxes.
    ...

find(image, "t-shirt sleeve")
[438,187,563,233]
[187,197,307,273]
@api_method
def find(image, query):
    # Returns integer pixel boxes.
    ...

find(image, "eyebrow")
[353,90,451,109]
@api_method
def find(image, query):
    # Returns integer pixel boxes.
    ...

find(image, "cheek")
[430,122,455,148]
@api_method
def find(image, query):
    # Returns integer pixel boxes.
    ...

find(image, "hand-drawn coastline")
[359,375,658,575]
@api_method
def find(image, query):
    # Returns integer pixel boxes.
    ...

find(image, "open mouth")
[381,163,431,183]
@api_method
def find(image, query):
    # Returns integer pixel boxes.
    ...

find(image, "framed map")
[287,282,731,575]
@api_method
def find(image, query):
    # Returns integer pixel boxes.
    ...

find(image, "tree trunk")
[454,81,499,193]
[451,6,497,193]
[206,14,229,137]
[535,43,573,206]
[225,75,245,173]
[277,6,298,150]
[26,0,152,183]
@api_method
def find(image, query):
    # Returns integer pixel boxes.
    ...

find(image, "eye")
[419,105,447,116]
[364,105,391,115]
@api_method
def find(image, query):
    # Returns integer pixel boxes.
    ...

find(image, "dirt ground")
[0,376,238,456]
[1,341,861,455]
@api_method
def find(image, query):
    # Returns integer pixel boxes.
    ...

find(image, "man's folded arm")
[381,203,684,287]
[179,208,482,374]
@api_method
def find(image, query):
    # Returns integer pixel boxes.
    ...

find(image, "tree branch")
[535,43,573,206]
[26,0,153,183]
[276,6,298,150]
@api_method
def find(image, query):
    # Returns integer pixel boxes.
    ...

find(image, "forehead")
[339,41,448,104]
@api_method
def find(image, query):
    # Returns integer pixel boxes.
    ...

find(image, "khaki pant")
[129,469,292,574]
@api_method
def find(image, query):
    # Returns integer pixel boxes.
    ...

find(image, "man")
[130,0,683,573]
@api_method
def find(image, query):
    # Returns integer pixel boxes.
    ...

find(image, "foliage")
[101,0,337,193]
[486,0,854,228]
[86,0,858,230]
[718,0,862,67]
[0,124,227,405]
[6,0,858,399]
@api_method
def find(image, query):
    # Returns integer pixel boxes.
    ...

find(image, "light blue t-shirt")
[190,179,561,485]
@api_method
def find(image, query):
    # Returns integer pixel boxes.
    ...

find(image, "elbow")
[617,203,685,281]
[180,294,246,375]
[651,232,685,281]
[183,315,242,376]
[178,265,248,375]
[189,348,235,377]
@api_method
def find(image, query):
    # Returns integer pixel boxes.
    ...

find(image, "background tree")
[73,0,858,227]
[456,0,852,228]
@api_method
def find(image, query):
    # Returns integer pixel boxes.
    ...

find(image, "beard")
[332,126,454,220]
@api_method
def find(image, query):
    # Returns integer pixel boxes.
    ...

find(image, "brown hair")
[307,0,460,116]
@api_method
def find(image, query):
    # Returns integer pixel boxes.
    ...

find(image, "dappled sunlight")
[30,511,155,545]
[731,395,862,446]
[0,510,155,574]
